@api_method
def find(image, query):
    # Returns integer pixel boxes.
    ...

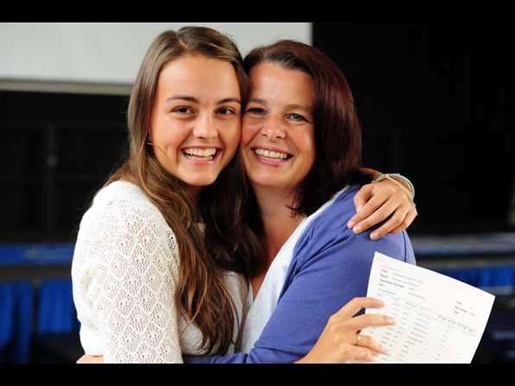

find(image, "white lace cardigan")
[71,181,247,363]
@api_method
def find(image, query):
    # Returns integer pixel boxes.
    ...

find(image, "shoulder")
[294,185,414,266]
[82,181,170,233]
[296,185,360,250]
[91,181,163,217]
[74,181,179,264]
[312,184,361,231]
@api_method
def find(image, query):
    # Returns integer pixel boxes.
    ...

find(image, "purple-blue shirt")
[190,185,416,363]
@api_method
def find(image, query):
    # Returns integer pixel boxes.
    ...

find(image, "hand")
[296,297,394,363]
[347,178,417,240]
[77,354,105,364]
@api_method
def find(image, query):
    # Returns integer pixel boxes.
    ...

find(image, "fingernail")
[347,220,355,228]
[387,316,395,324]
[375,299,385,307]
[370,232,378,240]
[353,225,362,234]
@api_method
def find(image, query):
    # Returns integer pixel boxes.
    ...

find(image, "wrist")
[373,173,415,201]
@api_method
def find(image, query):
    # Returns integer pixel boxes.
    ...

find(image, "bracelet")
[373,173,415,202]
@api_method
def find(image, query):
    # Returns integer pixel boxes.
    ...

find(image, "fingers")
[301,297,394,363]
[348,183,398,231]
[368,202,411,240]
[344,334,386,363]
[330,315,394,363]
[336,312,395,332]
[387,206,418,235]
[348,182,417,239]
[347,346,378,363]
[355,333,387,355]
[348,184,375,227]
[352,184,373,214]
[329,297,384,322]
[356,198,402,238]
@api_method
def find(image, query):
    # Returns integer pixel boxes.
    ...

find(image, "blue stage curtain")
[0,282,34,363]
[0,284,14,360]
[36,279,78,334]
[438,265,515,294]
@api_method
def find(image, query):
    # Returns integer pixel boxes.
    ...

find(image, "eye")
[217,106,239,117]
[286,113,308,122]
[245,107,267,117]
[171,106,195,115]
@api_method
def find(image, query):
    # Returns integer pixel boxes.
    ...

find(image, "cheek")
[241,119,260,146]
[151,116,182,146]
[298,131,316,167]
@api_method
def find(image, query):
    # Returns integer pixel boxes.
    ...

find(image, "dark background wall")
[313,22,513,233]
[0,91,128,242]
[0,22,513,242]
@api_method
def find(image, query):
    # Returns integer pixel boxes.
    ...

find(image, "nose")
[193,114,218,139]
[261,116,286,141]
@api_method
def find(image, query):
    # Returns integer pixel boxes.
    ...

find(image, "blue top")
[190,185,416,363]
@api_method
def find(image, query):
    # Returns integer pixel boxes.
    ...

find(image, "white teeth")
[183,148,217,158]
[254,148,288,160]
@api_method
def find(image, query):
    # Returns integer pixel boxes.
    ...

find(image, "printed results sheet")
[364,252,495,363]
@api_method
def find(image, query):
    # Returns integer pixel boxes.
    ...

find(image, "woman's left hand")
[347,178,417,240]
[76,354,104,364]
[296,297,392,363]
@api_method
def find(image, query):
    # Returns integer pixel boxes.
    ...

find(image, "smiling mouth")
[252,148,292,161]
[182,148,219,161]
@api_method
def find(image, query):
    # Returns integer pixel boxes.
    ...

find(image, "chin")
[186,175,219,187]
[249,173,284,187]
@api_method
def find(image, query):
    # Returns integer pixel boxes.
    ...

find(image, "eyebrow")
[165,96,241,105]
[247,97,267,105]
[285,103,311,112]
[248,98,311,112]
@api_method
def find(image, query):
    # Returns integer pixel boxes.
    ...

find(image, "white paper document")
[363,252,495,363]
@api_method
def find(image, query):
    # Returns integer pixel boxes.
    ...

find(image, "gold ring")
[355,333,362,346]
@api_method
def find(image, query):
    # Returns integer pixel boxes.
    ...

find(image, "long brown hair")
[106,27,251,354]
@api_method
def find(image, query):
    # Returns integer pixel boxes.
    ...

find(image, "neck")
[249,185,304,298]
[253,185,304,265]
[185,185,202,203]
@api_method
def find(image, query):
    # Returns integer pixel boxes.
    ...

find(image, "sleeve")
[72,199,183,363]
[190,216,414,363]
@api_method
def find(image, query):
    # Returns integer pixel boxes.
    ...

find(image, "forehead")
[157,54,240,99]
[248,62,314,106]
